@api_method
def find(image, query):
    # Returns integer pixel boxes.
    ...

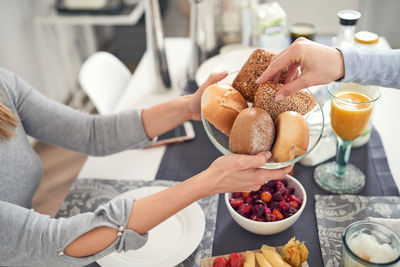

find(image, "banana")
[243,251,255,267]
[255,252,273,267]
[261,245,291,267]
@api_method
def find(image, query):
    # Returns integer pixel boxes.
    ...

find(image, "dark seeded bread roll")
[229,108,275,155]
[253,81,316,121]
[232,49,299,102]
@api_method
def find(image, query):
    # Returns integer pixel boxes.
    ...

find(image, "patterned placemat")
[57,178,219,267]
[315,194,400,267]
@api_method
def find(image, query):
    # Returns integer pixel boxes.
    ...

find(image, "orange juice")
[331,91,373,140]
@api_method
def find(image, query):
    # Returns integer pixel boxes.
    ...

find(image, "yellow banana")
[255,252,273,267]
[243,251,255,267]
[261,245,291,267]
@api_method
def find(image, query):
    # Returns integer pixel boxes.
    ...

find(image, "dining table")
[62,37,400,266]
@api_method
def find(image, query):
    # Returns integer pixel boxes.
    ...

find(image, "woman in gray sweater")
[0,69,292,266]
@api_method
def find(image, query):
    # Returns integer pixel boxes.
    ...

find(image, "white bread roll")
[272,111,309,162]
[201,83,248,136]
[229,108,275,155]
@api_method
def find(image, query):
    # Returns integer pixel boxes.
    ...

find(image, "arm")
[64,152,293,257]
[141,72,228,139]
[1,153,292,264]
[340,47,400,89]
[256,37,400,99]
[0,198,147,266]
[8,69,227,154]
[7,71,151,156]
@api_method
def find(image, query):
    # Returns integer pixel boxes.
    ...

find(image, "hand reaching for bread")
[201,48,315,163]
[256,37,345,100]
[189,71,228,121]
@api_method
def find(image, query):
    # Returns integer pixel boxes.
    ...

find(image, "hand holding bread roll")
[201,83,248,136]
[272,111,309,162]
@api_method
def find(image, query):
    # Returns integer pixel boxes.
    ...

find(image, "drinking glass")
[314,82,380,194]
[342,221,400,266]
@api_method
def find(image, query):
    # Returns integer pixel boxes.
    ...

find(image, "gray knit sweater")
[0,47,399,266]
[0,67,152,266]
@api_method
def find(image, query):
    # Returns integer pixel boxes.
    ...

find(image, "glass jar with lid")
[354,31,380,48]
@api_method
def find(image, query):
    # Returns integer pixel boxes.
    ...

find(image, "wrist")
[192,167,221,197]
[179,95,193,121]
[334,48,345,80]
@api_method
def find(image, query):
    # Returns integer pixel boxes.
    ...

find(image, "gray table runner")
[315,195,400,267]
[57,179,219,267]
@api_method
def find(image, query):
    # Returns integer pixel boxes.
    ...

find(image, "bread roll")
[229,108,275,155]
[201,83,248,136]
[232,49,299,102]
[271,111,309,162]
[253,81,316,121]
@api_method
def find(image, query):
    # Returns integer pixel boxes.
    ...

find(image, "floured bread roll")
[229,108,275,155]
[253,81,316,121]
[272,111,309,162]
[201,83,248,136]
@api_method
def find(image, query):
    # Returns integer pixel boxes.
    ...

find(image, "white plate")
[97,186,205,267]
[195,47,256,86]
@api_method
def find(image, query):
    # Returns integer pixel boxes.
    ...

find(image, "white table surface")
[78,38,400,190]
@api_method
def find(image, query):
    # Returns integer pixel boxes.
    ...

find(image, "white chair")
[79,51,131,114]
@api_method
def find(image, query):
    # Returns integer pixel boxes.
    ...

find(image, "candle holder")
[342,221,400,266]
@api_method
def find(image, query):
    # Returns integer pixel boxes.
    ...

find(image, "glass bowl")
[201,88,325,169]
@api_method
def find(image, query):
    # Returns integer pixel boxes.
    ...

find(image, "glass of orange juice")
[314,82,380,194]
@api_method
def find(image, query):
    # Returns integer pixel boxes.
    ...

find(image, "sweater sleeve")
[5,69,153,156]
[339,48,400,89]
[0,198,148,266]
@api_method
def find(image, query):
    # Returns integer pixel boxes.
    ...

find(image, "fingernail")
[220,71,228,75]
[264,151,272,160]
[275,93,284,102]
[256,77,262,84]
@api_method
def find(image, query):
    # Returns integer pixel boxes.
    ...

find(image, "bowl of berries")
[225,175,306,235]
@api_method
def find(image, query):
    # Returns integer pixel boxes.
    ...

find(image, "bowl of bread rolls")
[201,48,324,169]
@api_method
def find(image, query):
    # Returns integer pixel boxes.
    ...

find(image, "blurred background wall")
[0,0,398,105]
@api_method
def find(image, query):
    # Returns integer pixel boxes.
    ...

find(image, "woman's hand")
[199,152,293,194]
[256,37,345,101]
[187,71,228,120]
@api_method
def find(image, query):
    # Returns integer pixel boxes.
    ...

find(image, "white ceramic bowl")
[224,175,307,235]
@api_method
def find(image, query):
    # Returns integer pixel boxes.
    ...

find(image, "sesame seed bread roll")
[253,81,316,121]
[201,83,248,136]
[229,108,275,155]
[272,111,309,162]
[232,49,299,102]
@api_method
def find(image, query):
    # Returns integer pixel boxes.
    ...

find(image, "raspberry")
[238,203,251,214]
[289,194,303,205]
[229,198,244,209]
